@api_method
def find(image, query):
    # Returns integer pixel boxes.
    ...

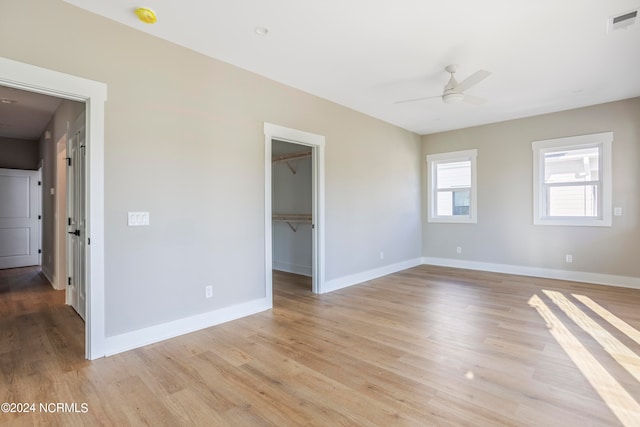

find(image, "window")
[427,149,477,223]
[532,132,612,227]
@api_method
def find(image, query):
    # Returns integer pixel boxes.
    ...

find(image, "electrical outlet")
[565,254,573,263]
[614,207,623,216]
[456,246,462,254]
[205,285,213,299]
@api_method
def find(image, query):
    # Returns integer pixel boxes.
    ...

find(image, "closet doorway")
[272,140,312,288]
[264,123,325,302]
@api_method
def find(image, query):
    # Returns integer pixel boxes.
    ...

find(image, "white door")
[66,114,86,320]
[55,139,67,290]
[0,168,41,269]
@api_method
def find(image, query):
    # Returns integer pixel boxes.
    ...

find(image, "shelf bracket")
[285,161,297,174]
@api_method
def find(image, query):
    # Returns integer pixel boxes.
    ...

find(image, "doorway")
[0,56,107,359]
[272,140,313,289]
[264,123,325,304]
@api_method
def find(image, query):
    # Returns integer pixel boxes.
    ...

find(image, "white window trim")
[532,132,613,227]
[427,149,478,224]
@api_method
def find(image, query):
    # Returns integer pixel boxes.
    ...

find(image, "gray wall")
[272,140,312,276]
[0,137,38,170]
[0,0,422,337]
[422,98,640,278]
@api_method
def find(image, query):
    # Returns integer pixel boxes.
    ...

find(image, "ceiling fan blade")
[463,94,487,105]
[454,69,491,93]
[394,95,441,104]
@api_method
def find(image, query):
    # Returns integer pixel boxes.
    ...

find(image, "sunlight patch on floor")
[573,294,640,347]
[528,293,640,427]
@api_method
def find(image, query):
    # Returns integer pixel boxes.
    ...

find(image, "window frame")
[426,149,478,224]
[532,132,613,227]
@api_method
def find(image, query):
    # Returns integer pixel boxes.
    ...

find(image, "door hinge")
[38,249,42,254]
[68,277,72,286]
[38,215,42,220]
[68,217,72,226]
[66,157,71,166]
[38,181,42,186]
[88,237,91,245]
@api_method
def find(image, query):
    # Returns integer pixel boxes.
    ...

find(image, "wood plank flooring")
[1,265,640,426]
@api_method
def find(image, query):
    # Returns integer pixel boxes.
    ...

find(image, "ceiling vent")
[608,9,637,32]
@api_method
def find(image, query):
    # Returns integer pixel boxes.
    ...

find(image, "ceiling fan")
[396,64,491,105]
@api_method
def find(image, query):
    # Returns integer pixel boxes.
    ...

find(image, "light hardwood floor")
[1,266,639,426]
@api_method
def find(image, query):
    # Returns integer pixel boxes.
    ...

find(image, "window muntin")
[427,150,477,223]
[532,132,612,227]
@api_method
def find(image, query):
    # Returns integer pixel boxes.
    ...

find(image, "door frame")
[264,123,325,300]
[0,56,107,360]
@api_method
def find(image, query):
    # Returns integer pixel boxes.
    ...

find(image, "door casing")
[264,123,325,301]
[0,56,107,360]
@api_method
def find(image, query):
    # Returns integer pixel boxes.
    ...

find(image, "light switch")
[614,207,623,216]
[128,211,150,226]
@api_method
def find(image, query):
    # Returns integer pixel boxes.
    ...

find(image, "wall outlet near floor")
[205,285,213,299]
[456,246,462,254]
[565,254,573,263]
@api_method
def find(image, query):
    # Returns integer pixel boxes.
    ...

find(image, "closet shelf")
[272,150,311,174]
[272,213,312,232]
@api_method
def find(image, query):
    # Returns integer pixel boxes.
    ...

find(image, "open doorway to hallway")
[1,56,107,360]
[0,83,86,352]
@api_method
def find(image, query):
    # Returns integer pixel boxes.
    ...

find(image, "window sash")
[541,145,602,219]
[532,131,612,227]
[426,149,477,224]
[435,160,471,190]
[435,187,471,217]
[543,182,600,218]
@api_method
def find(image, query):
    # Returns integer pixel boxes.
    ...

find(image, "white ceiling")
[51,1,640,135]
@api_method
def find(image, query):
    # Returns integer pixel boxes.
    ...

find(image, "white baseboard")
[273,261,312,277]
[104,297,271,357]
[422,257,640,290]
[323,258,423,293]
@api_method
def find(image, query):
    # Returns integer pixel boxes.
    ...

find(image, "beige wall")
[0,137,39,170]
[0,0,422,337]
[422,98,640,278]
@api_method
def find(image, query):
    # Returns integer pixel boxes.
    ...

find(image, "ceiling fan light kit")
[443,92,465,104]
